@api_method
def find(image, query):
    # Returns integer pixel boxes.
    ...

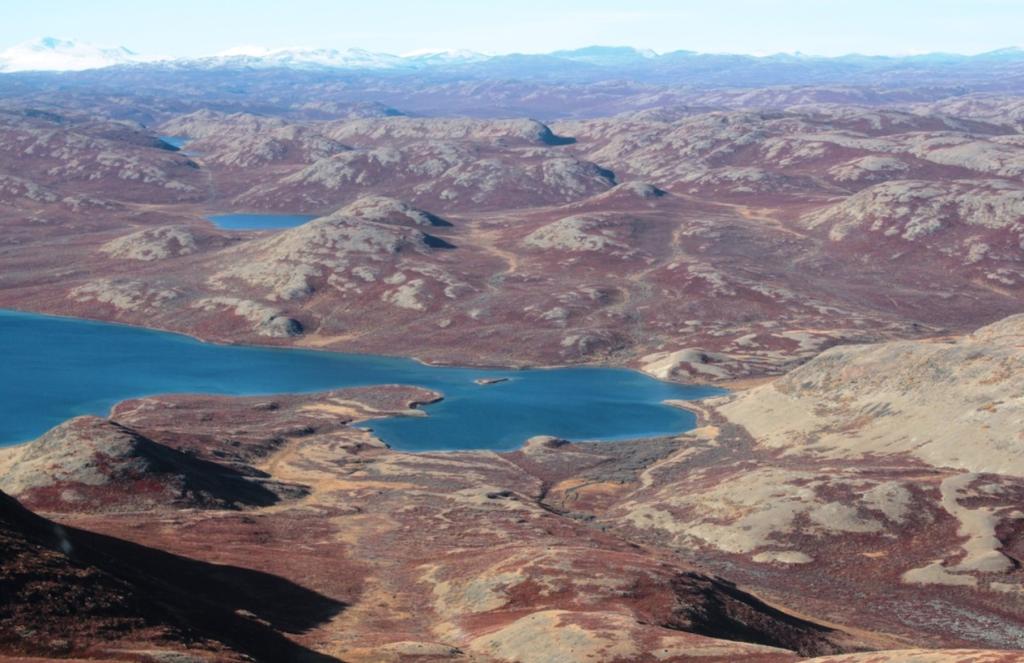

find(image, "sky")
[2,0,1023,58]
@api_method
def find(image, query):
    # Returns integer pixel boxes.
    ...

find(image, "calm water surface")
[208,213,318,230]
[0,310,723,451]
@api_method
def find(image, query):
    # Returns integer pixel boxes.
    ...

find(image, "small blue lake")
[0,310,723,451]
[208,213,318,230]
[159,135,190,150]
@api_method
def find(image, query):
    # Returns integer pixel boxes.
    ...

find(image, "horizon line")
[3,36,1024,62]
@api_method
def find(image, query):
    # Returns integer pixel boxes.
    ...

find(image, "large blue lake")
[0,310,723,451]
[208,214,318,230]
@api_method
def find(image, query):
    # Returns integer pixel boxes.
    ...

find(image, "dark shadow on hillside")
[423,233,457,249]
[135,430,294,508]
[537,124,577,145]
[670,572,842,657]
[422,210,453,227]
[1,491,345,662]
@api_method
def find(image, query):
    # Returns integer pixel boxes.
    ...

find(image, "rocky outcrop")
[0,113,206,205]
[235,144,616,212]
[99,225,200,261]
[159,110,351,167]
[827,156,911,183]
[192,296,304,337]
[322,117,575,147]
[338,194,452,227]
[641,348,742,380]
[522,214,636,255]
[719,313,1024,473]
[0,416,290,511]
[209,211,455,301]
[804,179,1024,243]
[67,277,181,313]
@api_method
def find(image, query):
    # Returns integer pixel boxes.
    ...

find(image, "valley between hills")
[2,50,1024,662]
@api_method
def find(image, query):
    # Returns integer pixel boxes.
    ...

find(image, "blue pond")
[159,135,190,150]
[208,213,318,230]
[0,310,723,451]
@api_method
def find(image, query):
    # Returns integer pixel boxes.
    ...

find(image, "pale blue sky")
[3,0,1022,57]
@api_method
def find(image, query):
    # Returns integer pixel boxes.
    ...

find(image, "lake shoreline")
[0,305,716,386]
[0,308,724,450]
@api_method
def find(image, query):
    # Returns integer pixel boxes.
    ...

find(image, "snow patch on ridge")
[0,37,153,72]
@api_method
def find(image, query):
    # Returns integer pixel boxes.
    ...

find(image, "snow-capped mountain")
[192,46,489,70]
[401,48,489,65]
[0,38,489,72]
[549,46,659,64]
[2,37,1024,78]
[0,37,148,72]
[198,46,407,70]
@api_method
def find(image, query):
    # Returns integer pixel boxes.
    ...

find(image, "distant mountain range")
[3,37,1024,91]
[3,36,1024,73]
[0,38,498,72]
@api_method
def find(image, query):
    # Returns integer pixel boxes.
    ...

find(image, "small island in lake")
[474,377,509,385]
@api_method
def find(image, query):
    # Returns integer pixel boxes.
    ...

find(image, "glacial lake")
[208,213,318,230]
[0,309,723,451]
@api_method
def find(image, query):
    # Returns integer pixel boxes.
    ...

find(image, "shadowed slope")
[0,489,344,661]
